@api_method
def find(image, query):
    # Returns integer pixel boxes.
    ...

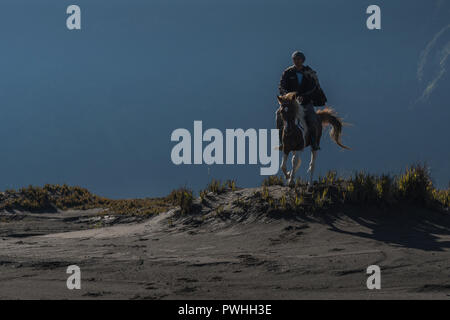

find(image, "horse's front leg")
[281,152,289,180]
[307,150,318,189]
[288,151,302,187]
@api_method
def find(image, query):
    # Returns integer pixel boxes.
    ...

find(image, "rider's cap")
[292,51,305,61]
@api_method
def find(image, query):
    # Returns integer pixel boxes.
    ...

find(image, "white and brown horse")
[276,92,349,187]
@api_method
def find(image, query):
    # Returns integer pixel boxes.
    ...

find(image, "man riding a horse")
[277,51,325,151]
[276,51,349,187]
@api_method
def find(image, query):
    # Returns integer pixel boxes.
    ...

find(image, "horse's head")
[277,92,299,124]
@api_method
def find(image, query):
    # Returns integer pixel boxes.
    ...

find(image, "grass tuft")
[262,175,284,187]
[0,164,447,217]
[254,164,448,213]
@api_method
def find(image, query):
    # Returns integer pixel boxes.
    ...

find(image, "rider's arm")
[279,70,289,95]
[298,72,316,102]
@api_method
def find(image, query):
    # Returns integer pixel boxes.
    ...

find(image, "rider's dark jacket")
[279,65,326,106]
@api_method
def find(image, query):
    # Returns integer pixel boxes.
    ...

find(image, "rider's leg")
[303,103,321,151]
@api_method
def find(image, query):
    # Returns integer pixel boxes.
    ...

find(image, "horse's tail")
[317,107,350,150]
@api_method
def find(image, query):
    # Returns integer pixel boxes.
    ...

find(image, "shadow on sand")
[265,204,450,251]
[321,206,450,252]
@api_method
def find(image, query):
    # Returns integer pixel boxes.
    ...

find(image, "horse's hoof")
[283,172,291,181]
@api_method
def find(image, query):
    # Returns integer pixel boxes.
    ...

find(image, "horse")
[276,92,349,187]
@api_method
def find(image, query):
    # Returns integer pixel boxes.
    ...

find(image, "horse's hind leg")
[281,152,289,180]
[288,151,302,186]
[307,150,318,189]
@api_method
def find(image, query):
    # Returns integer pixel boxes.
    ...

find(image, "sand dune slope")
[0,186,449,299]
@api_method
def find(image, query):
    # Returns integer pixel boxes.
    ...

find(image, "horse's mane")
[279,93,300,123]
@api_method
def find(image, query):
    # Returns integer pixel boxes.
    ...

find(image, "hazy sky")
[0,0,448,198]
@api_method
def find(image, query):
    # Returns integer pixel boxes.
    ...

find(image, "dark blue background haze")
[0,0,448,198]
